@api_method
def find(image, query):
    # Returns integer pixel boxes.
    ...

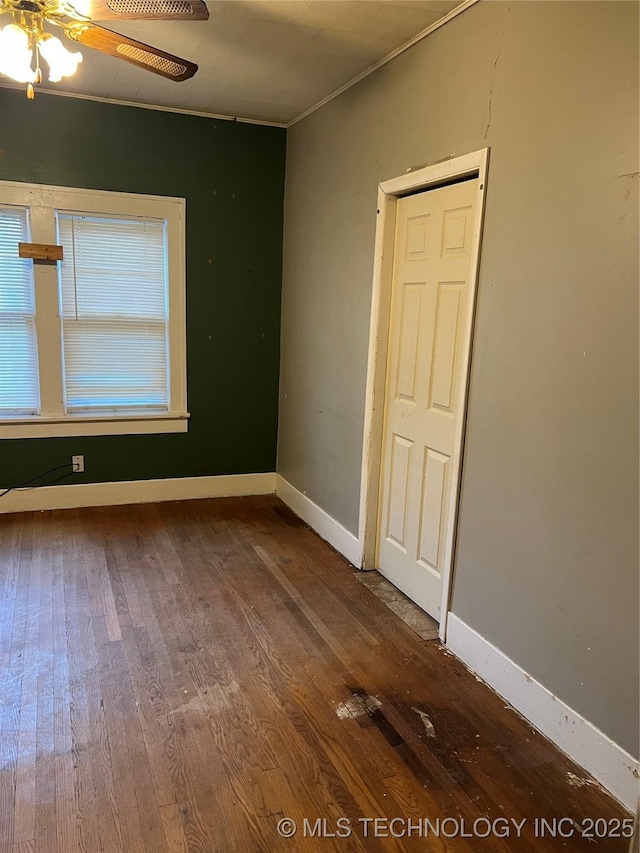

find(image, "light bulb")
[38,35,83,82]
[0,24,36,84]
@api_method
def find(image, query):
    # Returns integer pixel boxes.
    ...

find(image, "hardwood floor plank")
[34,543,56,853]
[0,513,27,853]
[100,633,162,853]
[159,802,189,853]
[62,546,103,853]
[13,519,41,846]
[51,548,79,853]
[114,564,221,852]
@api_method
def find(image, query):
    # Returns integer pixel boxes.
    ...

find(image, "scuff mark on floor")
[411,706,436,738]
[566,771,597,789]
[170,681,240,715]
[169,695,203,716]
[336,693,381,719]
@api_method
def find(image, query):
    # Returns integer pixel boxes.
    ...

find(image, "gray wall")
[278,1,639,757]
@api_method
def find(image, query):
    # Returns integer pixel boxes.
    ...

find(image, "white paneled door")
[377,178,479,622]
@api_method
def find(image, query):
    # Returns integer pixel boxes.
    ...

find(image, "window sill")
[0,413,190,439]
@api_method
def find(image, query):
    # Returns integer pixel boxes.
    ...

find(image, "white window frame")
[0,180,188,439]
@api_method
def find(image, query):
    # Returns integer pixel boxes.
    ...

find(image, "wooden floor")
[0,495,632,852]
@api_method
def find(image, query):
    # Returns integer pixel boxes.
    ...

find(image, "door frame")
[357,148,490,642]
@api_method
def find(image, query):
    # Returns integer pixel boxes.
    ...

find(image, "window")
[0,181,187,438]
[0,205,40,415]
[58,213,169,412]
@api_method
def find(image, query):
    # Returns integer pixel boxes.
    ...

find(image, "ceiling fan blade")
[65,1,209,21]
[67,22,198,80]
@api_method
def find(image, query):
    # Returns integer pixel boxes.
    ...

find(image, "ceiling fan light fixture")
[0,22,36,83]
[0,0,204,96]
[38,33,82,81]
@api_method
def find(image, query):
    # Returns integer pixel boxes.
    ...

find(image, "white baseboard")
[276,475,361,566]
[446,613,639,812]
[0,472,277,514]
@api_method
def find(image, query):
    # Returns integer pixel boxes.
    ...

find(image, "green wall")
[0,87,286,486]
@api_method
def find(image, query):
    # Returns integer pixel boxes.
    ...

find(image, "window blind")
[57,213,169,412]
[0,206,39,414]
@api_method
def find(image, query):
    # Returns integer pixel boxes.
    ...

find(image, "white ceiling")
[2,0,466,125]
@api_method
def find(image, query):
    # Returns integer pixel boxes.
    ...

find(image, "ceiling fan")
[0,0,209,98]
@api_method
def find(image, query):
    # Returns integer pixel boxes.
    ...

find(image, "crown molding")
[0,81,287,128]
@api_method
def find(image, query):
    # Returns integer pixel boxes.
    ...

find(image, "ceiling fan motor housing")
[15,1,42,11]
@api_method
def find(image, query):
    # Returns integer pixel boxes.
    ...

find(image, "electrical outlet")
[72,455,84,473]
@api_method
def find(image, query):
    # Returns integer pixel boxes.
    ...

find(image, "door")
[376,178,479,622]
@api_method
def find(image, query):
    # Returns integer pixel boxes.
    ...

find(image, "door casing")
[357,148,489,642]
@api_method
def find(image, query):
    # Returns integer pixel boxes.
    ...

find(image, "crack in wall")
[483,39,503,140]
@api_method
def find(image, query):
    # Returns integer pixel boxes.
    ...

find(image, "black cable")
[0,462,75,498]
[21,471,76,491]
